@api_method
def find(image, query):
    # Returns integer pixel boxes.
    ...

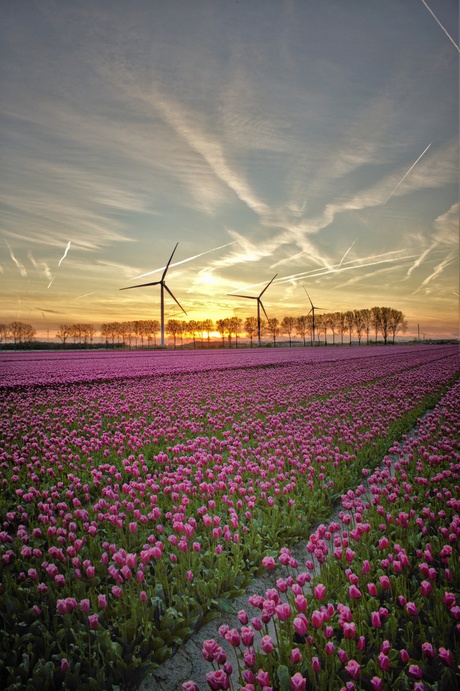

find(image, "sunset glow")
[0,1,458,342]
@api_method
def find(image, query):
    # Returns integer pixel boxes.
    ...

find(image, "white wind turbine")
[120,243,187,348]
[230,274,277,347]
[304,288,327,346]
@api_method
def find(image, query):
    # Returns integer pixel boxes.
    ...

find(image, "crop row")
[0,346,458,689]
[189,376,460,690]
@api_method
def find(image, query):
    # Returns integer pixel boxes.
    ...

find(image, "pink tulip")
[371,611,382,628]
[313,584,326,600]
[290,648,302,664]
[370,677,383,691]
[409,665,423,680]
[345,660,360,680]
[349,585,362,599]
[88,614,99,630]
[438,647,453,666]
[290,672,306,690]
[399,649,410,663]
[311,610,324,629]
[261,635,274,653]
[311,657,321,672]
[206,669,230,690]
[420,580,433,597]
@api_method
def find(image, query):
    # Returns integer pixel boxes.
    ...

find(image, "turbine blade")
[259,273,278,297]
[236,295,257,300]
[304,287,314,308]
[164,283,187,315]
[259,299,269,321]
[119,280,161,290]
[162,243,179,280]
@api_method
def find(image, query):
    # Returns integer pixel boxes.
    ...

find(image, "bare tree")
[361,308,372,345]
[166,319,182,348]
[216,319,227,348]
[316,313,328,345]
[245,316,258,347]
[201,318,214,348]
[9,321,36,345]
[353,310,366,345]
[282,316,296,346]
[370,306,382,343]
[296,315,312,346]
[56,324,72,348]
[0,323,9,347]
[344,311,355,345]
[267,317,280,346]
[388,308,408,343]
[229,316,243,348]
[327,313,339,345]
[187,320,200,349]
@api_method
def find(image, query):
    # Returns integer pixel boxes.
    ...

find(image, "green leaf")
[214,598,237,614]
[277,664,292,691]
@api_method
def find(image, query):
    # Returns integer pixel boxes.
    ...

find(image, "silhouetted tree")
[267,317,280,346]
[282,316,296,346]
[245,316,258,347]
[388,308,407,343]
[56,324,72,348]
[296,315,311,346]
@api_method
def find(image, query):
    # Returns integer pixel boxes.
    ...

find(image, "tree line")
[0,307,407,349]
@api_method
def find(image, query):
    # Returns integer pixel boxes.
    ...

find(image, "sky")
[1,0,458,341]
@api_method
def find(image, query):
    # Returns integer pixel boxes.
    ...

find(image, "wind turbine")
[230,274,277,347]
[304,288,327,346]
[120,243,187,348]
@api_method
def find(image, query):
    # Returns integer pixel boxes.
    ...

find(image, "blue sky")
[1,0,458,339]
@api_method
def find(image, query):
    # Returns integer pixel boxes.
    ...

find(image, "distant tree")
[376,306,397,345]
[316,313,328,346]
[0,323,9,347]
[56,324,72,348]
[245,316,258,347]
[296,315,311,346]
[360,308,372,345]
[282,316,296,346]
[353,310,366,345]
[388,308,408,344]
[267,317,280,346]
[144,319,160,347]
[229,316,243,348]
[370,307,382,343]
[187,320,200,349]
[9,321,36,345]
[216,319,227,348]
[166,319,182,349]
[201,319,215,348]
[337,312,347,346]
[344,311,355,345]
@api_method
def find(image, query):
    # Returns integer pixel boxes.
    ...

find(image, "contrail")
[58,241,72,267]
[6,242,27,277]
[131,241,237,280]
[74,291,98,300]
[420,0,460,52]
[378,143,432,211]
[338,237,358,268]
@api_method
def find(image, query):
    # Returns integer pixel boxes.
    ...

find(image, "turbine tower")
[230,274,277,347]
[304,288,327,346]
[120,243,187,348]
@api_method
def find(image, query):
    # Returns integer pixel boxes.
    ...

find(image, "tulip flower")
[345,660,360,680]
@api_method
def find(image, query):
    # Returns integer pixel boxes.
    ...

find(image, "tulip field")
[0,345,459,690]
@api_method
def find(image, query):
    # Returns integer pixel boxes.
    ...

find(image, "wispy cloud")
[131,241,237,280]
